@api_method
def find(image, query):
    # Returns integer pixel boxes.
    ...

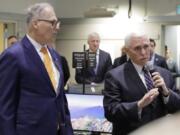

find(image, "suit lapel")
[125,61,147,95]
[48,48,64,95]
[21,36,55,94]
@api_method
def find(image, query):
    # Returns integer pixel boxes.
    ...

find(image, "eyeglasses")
[37,18,61,28]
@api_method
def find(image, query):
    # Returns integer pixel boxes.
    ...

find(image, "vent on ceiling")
[84,7,116,18]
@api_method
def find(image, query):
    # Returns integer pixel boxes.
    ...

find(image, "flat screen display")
[66,94,112,133]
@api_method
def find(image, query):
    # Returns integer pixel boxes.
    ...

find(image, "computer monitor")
[66,93,112,133]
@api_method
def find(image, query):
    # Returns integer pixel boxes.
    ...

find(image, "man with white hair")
[0,3,73,135]
[75,32,112,84]
[103,33,180,135]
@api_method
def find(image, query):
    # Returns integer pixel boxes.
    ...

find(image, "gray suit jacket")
[103,60,180,135]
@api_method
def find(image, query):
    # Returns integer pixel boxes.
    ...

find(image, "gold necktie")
[40,47,57,90]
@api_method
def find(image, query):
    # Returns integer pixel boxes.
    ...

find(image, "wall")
[0,12,26,38]
[165,25,178,62]
[0,22,4,53]
[164,25,180,89]
[0,13,26,51]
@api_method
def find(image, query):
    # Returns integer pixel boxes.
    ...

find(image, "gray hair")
[26,2,53,24]
[87,32,101,42]
[124,32,148,48]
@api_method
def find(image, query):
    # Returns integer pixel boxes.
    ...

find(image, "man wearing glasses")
[0,2,73,135]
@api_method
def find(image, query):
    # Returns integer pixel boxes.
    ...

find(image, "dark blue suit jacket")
[103,60,180,135]
[113,54,128,68]
[154,53,168,69]
[75,49,112,84]
[0,36,73,135]
[60,56,70,86]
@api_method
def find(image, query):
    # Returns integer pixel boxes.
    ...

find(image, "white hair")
[26,2,54,25]
[87,32,101,42]
[124,32,149,48]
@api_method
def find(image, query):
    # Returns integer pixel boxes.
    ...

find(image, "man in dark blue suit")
[0,3,73,135]
[103,33,180,135]
[75,32,112,84]
[60,55,70,86]
[149,38,168,69]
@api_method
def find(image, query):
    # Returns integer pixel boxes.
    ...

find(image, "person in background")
[113,45,128,68]
[103,33,180,135]
[165,48,179,76]
[0,3,73,135]
[75,32,112,84]
[7,35,18,47]
[61,55,70,86]
[48,43,70,86]
[149,38,168,69]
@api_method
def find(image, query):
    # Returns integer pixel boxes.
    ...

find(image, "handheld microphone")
[145,61,155,77]
[145,62,166,96]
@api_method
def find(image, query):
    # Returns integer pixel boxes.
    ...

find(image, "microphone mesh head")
[145,61,154,72]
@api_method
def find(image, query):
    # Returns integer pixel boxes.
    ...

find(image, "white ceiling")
[0,0,179,18]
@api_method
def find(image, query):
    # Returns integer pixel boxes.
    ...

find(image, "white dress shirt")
[26,34,60,92]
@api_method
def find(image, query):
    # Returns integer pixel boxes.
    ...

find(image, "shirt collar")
[26,34,48,52]
[150,53,155,62]
[89,49,99,55]
[96,49,99,55]
[131,61,144,74]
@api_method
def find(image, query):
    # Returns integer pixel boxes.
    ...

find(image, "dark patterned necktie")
[143,67,154,90]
